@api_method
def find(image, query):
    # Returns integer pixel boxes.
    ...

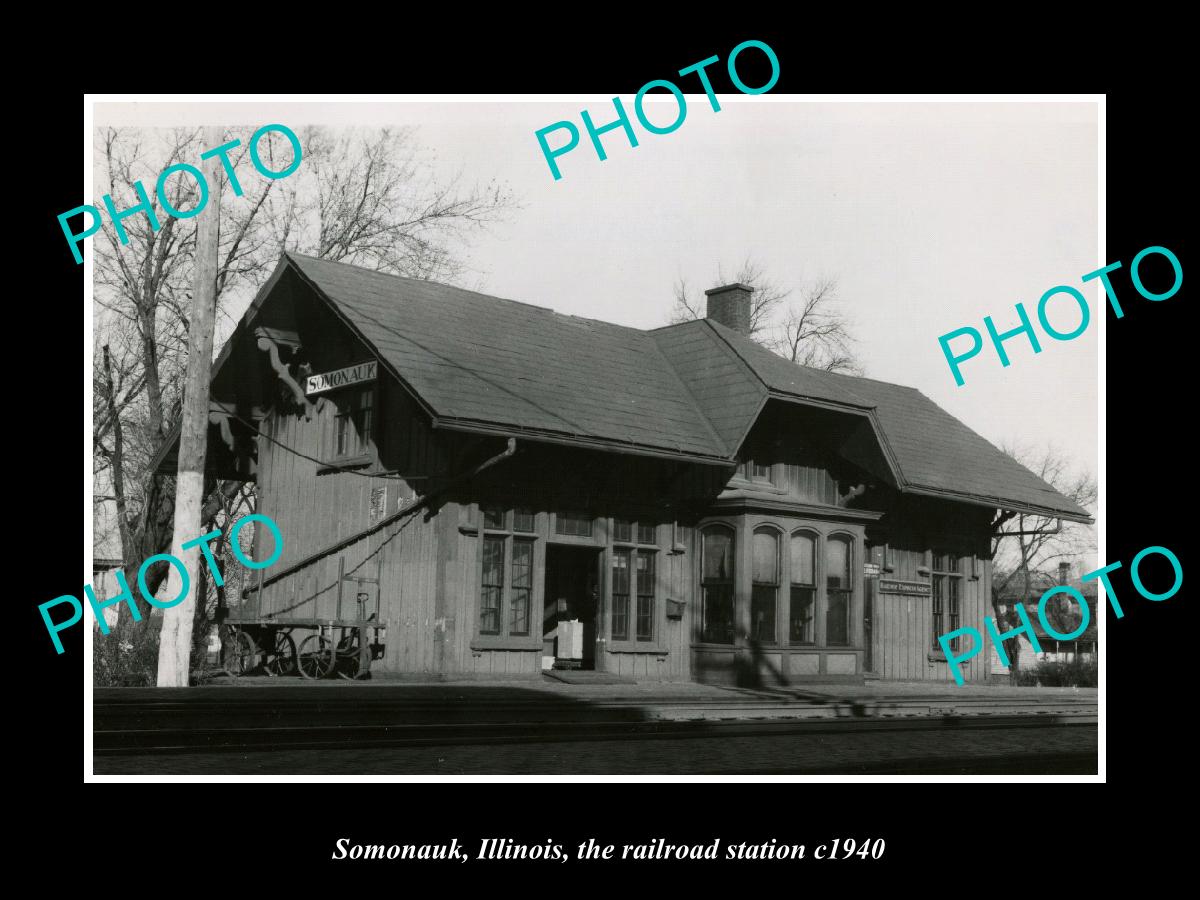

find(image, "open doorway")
[544,546,602,671]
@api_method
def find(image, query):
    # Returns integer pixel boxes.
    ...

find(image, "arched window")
[789,531,817,644]
[701,526,736,644]
[751,528,780,643]
[826,535,853,646]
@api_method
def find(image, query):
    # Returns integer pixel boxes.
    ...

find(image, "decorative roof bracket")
[255,327,314,420]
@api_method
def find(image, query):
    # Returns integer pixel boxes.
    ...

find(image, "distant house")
[990,564,1098,674]
[153,253,1092,685]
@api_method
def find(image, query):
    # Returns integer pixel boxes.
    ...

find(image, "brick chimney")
[1058,562,1071,585]
[705,283,755,335]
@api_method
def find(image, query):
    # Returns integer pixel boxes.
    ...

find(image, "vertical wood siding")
[871,503,992,683]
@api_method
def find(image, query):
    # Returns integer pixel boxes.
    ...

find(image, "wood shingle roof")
[233,254,1094,522]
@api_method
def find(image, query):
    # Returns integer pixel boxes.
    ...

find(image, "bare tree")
[92,125,518,677]
[771,277,859,374]
[669,256,860,374]
[989,442,1097,679]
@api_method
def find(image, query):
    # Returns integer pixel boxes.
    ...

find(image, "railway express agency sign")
[879,579,931,597]
[306,360,377,396]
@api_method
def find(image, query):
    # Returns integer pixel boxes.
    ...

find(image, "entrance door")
[544,546,602,670]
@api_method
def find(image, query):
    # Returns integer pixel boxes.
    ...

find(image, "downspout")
[246,438,518,597]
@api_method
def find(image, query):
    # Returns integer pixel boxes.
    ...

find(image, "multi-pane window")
[612,549,631,641]
[614,518,656,545]
[613,547,656,643]
[751,529,779,643]
[335,386,374,457]
[480,536,504,635]
[701,526,736,643]
[825,535,852,646]
[789,532,816,643]
[635,551,655,642]
[556,511,592,536]
[478,506,538,640]
[510,540,533,636]
[482,505,505,529]
[932,550,962,651]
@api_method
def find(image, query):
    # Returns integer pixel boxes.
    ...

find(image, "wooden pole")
[156,124,224,687]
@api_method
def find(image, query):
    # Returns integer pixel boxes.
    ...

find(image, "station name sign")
[306,360,378,396]
[878,578,930,597]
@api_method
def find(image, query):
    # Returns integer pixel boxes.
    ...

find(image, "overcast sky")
[95,99,1099,495]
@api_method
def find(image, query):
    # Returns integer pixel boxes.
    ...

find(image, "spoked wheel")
[297,634,333,680]
[335,647,370,680]
[223,628,259,678]
[267,631,297,677]
[336,631,372,681]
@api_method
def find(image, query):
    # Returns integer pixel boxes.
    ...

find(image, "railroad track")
[94,693,1097,728]
[94,711,1096,756]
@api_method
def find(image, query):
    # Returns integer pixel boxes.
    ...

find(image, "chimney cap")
[704,283,756,296]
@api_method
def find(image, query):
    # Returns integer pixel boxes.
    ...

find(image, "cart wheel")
[335,632,372,681]
[298,634,333,680]
[268,631,297,677]
[336,646,371,680]
[223,628,259,678]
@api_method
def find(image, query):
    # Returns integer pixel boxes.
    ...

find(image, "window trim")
[744,458,775,486]
[824,531,854,647]
[930,548,965,652]
[553,510,594,538]
[698,522,737,645]
[472,503,544,649]
[331,382,377,462]
[611,517,659,547]
[609,513,661,648]
[750,525,781,645]
[611,546,632,643]
[692,520,861,653]
[788,528,819,646]
[634,548,656,643]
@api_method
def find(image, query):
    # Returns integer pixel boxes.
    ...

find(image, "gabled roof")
[288,254,729,462]
[655,319,1092,522]
[816,372,1093,521]
[192,253,1093,522]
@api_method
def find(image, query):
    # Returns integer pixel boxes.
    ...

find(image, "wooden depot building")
[161,253,1092,685]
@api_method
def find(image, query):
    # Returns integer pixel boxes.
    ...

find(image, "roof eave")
[432,417,737,467]
[903,484,1094,524]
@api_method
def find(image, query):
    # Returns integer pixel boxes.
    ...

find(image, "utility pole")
[156,124,223,687]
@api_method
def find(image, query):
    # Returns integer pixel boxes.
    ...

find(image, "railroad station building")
[163,253,1091,685]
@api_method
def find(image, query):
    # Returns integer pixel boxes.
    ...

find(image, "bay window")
[751,528,779,643]
[789,531,816,644]
[701,525,735,644]
[825,535,852,646]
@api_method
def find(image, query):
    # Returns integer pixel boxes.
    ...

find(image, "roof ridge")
[698,319,772,392]
[648,327,734,460]
[704,318,878,409]
[286,252,653,336]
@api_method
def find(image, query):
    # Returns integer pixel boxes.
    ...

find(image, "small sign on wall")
[369,486,387,523]
[879,578,931,597]
[306,360,378,396]
[863,562,881,577]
